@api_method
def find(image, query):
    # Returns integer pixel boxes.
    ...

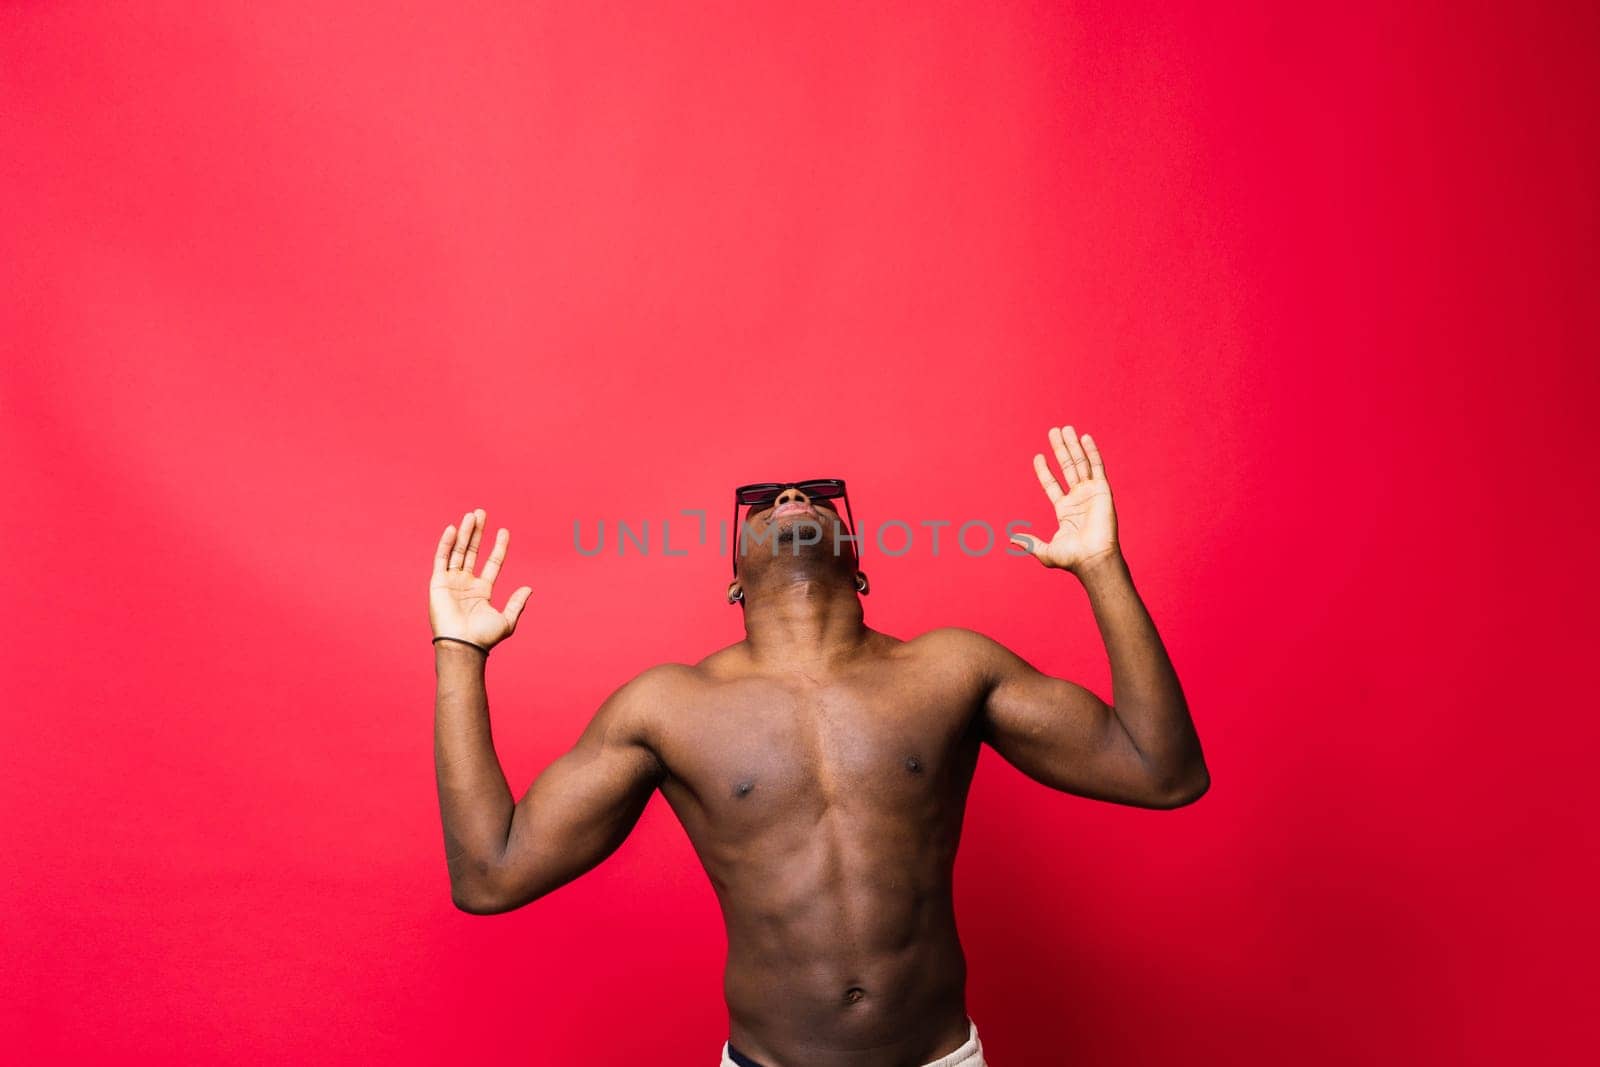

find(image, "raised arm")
[977,426,1208,809]
[429,508,668,915]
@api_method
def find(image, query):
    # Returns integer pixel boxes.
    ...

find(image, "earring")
[855,575,868,592]
[728,588,744,604]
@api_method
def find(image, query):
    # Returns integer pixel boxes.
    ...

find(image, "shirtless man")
[428,426,1209,1067]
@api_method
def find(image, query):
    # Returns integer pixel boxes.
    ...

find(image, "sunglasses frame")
[732,479,857,577]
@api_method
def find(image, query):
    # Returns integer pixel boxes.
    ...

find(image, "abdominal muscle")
[705,802,972,1063]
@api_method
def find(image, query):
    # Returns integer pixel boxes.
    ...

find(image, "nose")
[774,486,811,508]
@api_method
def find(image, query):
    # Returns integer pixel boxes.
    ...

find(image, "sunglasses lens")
[736,486,779,506]
[797,481,844,499]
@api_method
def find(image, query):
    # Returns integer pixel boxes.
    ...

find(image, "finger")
[480,528,509,585]
[1081,432,1106,481]
[1008,533,1049,565]
[433,523,456,578]
[503,586,533,630]
[464,508,487,572]
[449,510,474,570]
[1033,453,1065,506]
[1062,425,1092,483]
[1049,427,1079,489]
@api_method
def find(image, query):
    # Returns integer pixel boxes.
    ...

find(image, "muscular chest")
[660,660,982,825]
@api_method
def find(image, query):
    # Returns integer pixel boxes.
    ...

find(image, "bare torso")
[645,628,985,1067]
[432,484,1208,1063]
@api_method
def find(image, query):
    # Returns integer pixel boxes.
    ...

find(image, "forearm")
[433,643,516,896]
[1075,551,1208,798]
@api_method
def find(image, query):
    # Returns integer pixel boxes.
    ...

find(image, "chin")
[772,519,821,544]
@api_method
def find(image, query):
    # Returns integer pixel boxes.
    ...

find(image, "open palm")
[429,508,533,649]
[1010,425,1119,572]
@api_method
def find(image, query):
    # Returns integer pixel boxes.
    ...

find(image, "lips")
[772,501,815,518]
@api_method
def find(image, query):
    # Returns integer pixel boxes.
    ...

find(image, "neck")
[740,568,868,671]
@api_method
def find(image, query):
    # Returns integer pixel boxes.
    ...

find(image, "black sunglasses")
[732,479,857,576]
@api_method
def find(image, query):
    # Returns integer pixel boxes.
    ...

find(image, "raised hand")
[429,508,533,650]
[1009,426,1120,573]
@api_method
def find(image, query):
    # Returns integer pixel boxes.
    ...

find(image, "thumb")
[1008,535,1048,565]
[503,586,533,630]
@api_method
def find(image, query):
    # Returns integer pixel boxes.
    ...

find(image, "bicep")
[493,679,667,907]
[977,638,1153,804]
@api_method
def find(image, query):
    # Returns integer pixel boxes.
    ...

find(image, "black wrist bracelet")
[432,636,490,656]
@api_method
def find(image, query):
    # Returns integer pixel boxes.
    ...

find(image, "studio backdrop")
[2,2,1594,1064]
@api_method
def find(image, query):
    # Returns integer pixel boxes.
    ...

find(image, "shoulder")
[896,627,1004,684]
[574,663,707,780]
[589,662,704,739]
[690,640,758,681]
[905,625,1012,660]
[900,626,1026,685]
[607,662,705,710]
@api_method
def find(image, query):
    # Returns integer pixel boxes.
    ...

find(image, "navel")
[842,985,866,1004]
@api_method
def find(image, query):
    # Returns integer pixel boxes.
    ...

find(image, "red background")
[3,2,1595,1063]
